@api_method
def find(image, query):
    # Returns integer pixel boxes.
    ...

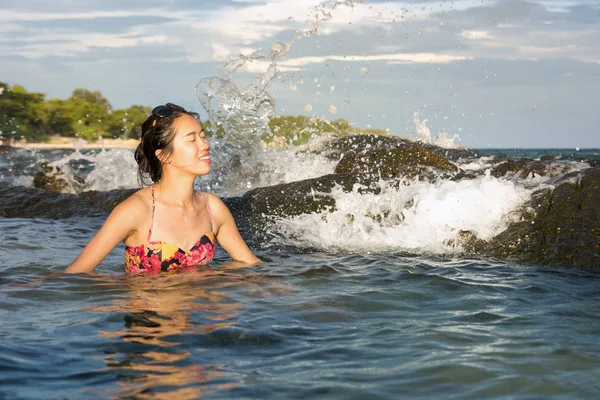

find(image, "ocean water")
[1,145,600,399]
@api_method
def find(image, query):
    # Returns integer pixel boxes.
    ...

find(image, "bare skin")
[65,114,261,273]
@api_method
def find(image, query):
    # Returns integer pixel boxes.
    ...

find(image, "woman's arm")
[206,194,262,266]
[64,195,146,273]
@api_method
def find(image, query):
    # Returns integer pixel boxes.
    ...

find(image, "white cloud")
[2,1,599,67]
[460,30,492,40]
[239,51,471,73]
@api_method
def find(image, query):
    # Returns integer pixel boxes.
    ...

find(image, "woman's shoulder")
[196,191,228,214]
[113,187,153,218]
[197,191,223,205]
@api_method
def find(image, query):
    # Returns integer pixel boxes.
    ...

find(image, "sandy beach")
[10,137,139,150]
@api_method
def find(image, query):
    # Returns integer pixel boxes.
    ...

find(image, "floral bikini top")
[125,187,216,274]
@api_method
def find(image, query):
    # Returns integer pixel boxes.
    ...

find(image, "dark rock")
[32,162,84,193]
[242,173,361,218]
[485,166,600,268]
[490,158,579,180]
[316,134,408,161]
[334,143,459,182]
[490,158,537,178]
[314,134,475,162]
[417,142,477,162]
[0,182,106,219]
[586,159,600,168]
[0,184,251,232]
[79,188,138,212]
[451,170,479,181]
[0,145,12,154]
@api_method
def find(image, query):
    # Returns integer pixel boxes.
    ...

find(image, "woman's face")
[164,114,211,176]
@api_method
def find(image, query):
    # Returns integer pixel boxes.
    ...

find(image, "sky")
[0,0,599,148]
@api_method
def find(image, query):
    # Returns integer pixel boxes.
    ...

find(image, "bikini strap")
[148,186,156,242]
[200,193,213,233]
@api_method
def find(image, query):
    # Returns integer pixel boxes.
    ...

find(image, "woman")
[66,103,261,273]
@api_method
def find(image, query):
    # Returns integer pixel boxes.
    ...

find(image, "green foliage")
[0,82,50,142]
[65,89,111,139]
[265,115,388,146]
[0,82,151,142]
[201,120,226,139]
[107,105,151,139]
[0,82,390,145]
[265,115,346,146]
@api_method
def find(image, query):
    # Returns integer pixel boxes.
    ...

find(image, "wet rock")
[485,166,600,268]
[79,188,137,212]
[451,170,479,181]
[32,162,84,193]
[334,142,459,182]
[315,134,474,162]
[0,182,107,219]
[316,134,407,161]
[0,145,12,154]
[0,183,252,236]
[489,158,581,181]
[242,173,360,218]
[490,158,540,178]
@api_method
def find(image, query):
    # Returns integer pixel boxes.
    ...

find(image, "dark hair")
[134,104,200,186]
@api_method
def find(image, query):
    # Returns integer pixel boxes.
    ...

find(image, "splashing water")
[413,110,461,149]
[46,149,138,193]
[269,174,532,253]
[194,0,364,195]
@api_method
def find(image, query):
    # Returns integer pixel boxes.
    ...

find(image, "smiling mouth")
[198,155,211,161]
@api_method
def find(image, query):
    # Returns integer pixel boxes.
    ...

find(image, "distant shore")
[8,137,139,150]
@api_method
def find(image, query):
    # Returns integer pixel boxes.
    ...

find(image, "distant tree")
[65,89,112,140]
[266,115,355,146]
[0,81,390,144]
[0,82,50,142]
[107,105,151,139]
[202,120,226,138]
[45,98,76,136]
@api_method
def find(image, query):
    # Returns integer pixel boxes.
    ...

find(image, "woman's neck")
[155,172,197,207]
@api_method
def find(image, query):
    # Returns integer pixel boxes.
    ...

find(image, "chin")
[194,166,211,176]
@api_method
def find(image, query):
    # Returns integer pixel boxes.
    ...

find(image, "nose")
[199,137,210,152]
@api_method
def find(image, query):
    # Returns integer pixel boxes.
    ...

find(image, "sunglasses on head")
[150,103,186,126]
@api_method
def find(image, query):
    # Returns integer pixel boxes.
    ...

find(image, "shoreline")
[9,138,139,150]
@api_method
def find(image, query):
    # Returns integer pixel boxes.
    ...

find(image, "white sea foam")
[456,156,498,172]
[269,175,532,253]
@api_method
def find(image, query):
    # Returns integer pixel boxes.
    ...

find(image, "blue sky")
[1,0,598,148]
